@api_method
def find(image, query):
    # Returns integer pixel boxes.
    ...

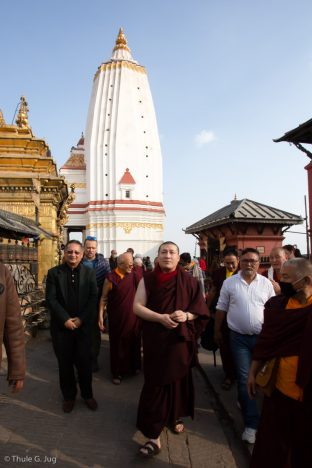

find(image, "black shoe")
[84,398,98,411]
[62,400,75,413]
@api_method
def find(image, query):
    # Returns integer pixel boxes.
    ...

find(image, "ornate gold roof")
[0,96,59,175]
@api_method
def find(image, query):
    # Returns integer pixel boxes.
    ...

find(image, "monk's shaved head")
[117,252,133,265]
[284,258,312,280]
[158,241,179,254]
[117,252,134,274]
[270,247,287,258]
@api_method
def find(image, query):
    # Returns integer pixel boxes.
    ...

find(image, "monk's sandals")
[139,441,161,458]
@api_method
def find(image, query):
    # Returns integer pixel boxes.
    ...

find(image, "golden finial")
[15,96,29,128]
[113,27,130,53]
[0,109,5,127]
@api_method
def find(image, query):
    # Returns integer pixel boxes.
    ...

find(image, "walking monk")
[98,252,141,385]
[133,241,209,457]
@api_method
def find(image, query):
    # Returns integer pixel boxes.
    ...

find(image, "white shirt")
[216,272,275,335]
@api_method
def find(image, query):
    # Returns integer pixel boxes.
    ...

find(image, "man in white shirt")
[214,248,275,444]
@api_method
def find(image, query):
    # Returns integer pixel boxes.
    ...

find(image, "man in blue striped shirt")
[83,236,111,372]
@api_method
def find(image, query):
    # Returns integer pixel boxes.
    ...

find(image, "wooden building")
[185,198,303,271]
[274,118,312,256]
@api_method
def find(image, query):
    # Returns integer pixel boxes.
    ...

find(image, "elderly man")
[248,258,312,467]
[215,248,275,444]
[82,236,110,371]
[262,247,287,294]
[99,252,141,385]
[134,241,208,457]
[0,264,25,393]
[46,240,98,413]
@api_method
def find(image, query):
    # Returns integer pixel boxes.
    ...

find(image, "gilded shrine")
[0,96,72,284]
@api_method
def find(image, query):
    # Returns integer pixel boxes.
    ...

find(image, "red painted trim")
[69,207,165,214]
[60,166,86,170]
[90,199,163,207]
[70,199,164,209]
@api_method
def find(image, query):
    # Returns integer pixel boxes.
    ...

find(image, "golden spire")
[0,109,5,127]
[15,96,29,128]
[113,27,130,53]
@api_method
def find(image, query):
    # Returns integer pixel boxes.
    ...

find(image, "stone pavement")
[0,332,251,468]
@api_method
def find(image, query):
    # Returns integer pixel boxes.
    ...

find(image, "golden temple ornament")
[15,96,29,128]
[113,27,130,53]
[0,110,5,126]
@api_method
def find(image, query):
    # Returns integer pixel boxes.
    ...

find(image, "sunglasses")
[86,236,97,241]
[66,250,81,255]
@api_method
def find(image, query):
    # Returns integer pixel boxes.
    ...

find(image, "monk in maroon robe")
[248,258,312,468]
[99,252,141,384]
[134,241,209,457]
[262,247,287,295]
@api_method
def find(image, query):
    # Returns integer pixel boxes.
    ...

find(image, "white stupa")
[61,28,165,257]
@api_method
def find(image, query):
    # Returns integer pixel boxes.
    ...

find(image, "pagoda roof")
[274,118,312,145]
[185,198,303,234]
[61,153,86,170]
[77,133,85,147]
[0,209,52,239]
[119,168,136,184]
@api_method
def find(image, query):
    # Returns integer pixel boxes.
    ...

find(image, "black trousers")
[51,327,93,401]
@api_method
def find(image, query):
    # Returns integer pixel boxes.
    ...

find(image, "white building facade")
[61,29,165,257]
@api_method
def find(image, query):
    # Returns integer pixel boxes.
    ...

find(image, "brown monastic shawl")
[142,265,208,386]
[252,295,312,395]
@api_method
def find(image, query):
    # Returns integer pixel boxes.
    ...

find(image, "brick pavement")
[0,332,249,468]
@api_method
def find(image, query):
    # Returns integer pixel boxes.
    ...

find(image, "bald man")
[263,247,287,294]
[248,258,312,467]
[99,253,141,384]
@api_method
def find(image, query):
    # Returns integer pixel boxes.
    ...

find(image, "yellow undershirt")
[114,267,126,280]
[226,270,235,279]
[275,295,312,401]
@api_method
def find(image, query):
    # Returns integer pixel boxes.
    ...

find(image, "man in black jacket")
[46,240,98,413]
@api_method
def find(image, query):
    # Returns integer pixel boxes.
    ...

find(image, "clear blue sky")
[1,0,311,254]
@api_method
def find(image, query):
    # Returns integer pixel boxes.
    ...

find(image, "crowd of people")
[0,239,310,466]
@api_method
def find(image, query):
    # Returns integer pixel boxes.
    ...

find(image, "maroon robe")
[107,270,141,377]
[262,269,279,280]
[137,266,209,439]
[250,296,312,468]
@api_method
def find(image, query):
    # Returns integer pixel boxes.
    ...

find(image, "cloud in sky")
[194,129,216,148]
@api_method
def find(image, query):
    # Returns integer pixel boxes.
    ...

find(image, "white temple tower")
[61,29,165,257]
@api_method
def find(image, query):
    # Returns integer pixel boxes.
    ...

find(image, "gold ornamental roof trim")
[113,27,131,53]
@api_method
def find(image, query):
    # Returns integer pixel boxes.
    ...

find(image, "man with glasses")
[214,248,275,444]
[46,240,98,413]
[82,236,110,371]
